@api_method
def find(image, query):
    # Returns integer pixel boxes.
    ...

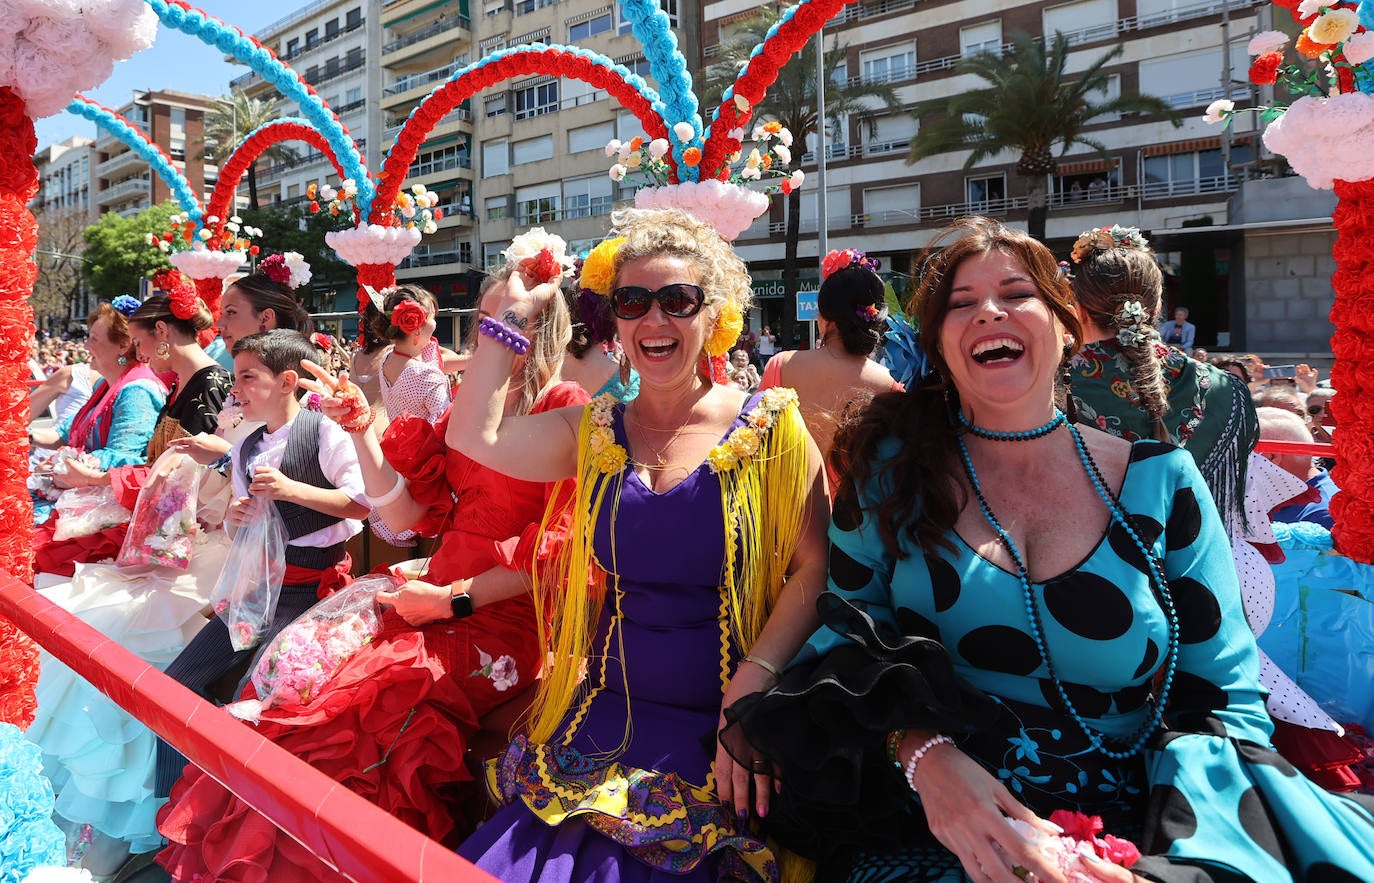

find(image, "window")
[516,182,559,225]
[286,37,299,57]
[799,187,852,231]
[513,0,555,14]
[484,93,508,117]
[346,47,363,69]
[864,184,920,226]
[324,94,339,109]
[325,56,340,78]
[620,0,677,32]
[561,77,596,109]
[168,107,186,160]
[1142,144,1250,197]
[305,28,319,47]
[325,18,339,38]
[1088,74,1122,122]
[305,66,319,84]
[514,81,558,119]
[1042,0,1117,46]
[960,21,1002,57]
[965,174,1007,210]
[570,12,612,41]
[512,134,553,164]
[569,120,614,153]
[616,111,641,140]
[486,195,510,220]
[483,241,509,268]
[346,7,362,28]
[1136,0,1210,26]
[459,241,474,264]
[1139,45,1247,108]
[482,138,509,176]
[345,87,362,106]
[409,143,471,176]
[860,44,915,84]
[1055,159,1120,204]
[563,174,613,219]
[865,112,917,155]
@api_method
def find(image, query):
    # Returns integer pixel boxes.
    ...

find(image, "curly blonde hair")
[608,208,754,331]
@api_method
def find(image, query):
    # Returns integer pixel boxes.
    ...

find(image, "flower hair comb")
[822,248,880,280]
[1070,226,1150,263]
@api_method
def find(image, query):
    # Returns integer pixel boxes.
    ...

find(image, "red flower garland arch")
[207,121,353,223]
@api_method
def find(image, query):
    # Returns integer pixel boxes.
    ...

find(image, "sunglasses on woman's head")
[609,283,706,320]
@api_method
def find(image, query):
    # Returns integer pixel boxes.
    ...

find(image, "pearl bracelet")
[903,734,954,792]
[365,472,407,508]
[478,316,531,355]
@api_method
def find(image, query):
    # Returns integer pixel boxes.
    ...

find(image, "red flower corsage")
[822,248,880,279]
[390,299,428,335]
[260,253,291,288]
[153,268,199,321]
[311,332,334,351]
[855,304,881,322]
[523,248,563,284]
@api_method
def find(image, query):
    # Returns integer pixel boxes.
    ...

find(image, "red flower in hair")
[260,253,291,287]
[152,268,199,320]
[311,332,334,351]
[523,248,562,284]
[390,299,428,335]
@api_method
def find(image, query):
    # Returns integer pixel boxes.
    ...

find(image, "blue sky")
[34,1,283,149]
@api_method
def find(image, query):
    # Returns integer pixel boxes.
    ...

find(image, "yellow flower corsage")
[588,394,628,475]
[580,237,624,296]
[707,388,799,474]
[705,301,743,357]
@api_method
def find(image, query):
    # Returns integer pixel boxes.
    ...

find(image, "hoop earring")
[155,341,171,360]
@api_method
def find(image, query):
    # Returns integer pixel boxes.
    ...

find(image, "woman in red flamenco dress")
[156,281,587,881]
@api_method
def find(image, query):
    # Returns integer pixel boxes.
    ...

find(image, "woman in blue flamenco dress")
[723,218,1374,882]
[448,210,829,882]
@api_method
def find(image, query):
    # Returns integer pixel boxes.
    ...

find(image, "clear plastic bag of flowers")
[209,495,287,650]
[114,450,202,568]
[52,485,133,540]
[227,574,396,722]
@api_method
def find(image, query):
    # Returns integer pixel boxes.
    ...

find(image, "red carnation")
[260,253,291,287]
[311,331,334,351]
[153,268,199,321]
[522,247,562,284]
[1249,52,1282,85]
[390,299,428,335]
[1048,810,1104,842]
[1097,834,1141,868]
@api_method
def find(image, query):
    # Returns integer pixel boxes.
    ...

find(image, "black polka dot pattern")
[1169,672,1230,733]
[1107,514,1163,576]
[1129,440,1176,462]
[1237,787,1287,865]
[958,626,1042,676]
[1040,678,1113,719]
[829,543,876,592]
[1308,864,1367,883]
[1042,572,1135,640]
[1235,741,1299,778]
[1147,783,1198,848]
[1111,682,1151,713]
[895,606,941,641]
[1172,577,1222,644]
[832,492,863,533]
[1132,639,1160,679]
[927,555,961,613]
[1165,486,1202,551]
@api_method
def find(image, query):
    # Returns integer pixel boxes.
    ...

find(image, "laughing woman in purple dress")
[447,210,829,882]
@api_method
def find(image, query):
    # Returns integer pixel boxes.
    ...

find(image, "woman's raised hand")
[493,267,562,326]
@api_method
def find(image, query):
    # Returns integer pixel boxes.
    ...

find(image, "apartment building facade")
[35,137,98,221]
[34,137,100,326]
[704,0,1303,351]
[93,90,218,219]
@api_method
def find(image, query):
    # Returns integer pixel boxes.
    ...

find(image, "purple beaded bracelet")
[478,316,531,355]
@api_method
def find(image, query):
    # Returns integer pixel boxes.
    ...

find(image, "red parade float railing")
[0,572,496,883]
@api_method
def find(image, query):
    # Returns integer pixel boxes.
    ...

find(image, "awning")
[1142,135,1250,157]
[1057,157,1118,175]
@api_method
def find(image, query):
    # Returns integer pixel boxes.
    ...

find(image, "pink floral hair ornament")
[822,248,880,280]
[311,332,334,351]
[258,252,313,290]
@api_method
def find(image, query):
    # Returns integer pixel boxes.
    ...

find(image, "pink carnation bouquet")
[1003,810,1141,882]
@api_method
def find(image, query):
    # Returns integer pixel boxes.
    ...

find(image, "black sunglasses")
[609,283,706,320]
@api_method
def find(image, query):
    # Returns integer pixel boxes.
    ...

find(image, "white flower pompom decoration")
[1262,93,1374,190]
[325,224,423,267]
[169,249,246,280]
[503,227,575,283]
[1,0,158,118]
[633,180,771,242]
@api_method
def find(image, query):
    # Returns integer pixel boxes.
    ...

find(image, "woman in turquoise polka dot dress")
[723,218,1374,882]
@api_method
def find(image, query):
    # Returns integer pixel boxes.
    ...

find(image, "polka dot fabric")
[379,339,450,426]
[804,439,1374,880]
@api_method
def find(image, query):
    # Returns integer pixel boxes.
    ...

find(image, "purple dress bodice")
[557,401,743,786]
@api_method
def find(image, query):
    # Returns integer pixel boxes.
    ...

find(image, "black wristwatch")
[449,592,474,620]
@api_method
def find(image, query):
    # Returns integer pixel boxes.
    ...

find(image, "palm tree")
[907,32,1181,242]
[200,92,297,211]
[707,8,901,348]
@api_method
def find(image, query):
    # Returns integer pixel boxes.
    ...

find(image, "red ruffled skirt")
[156,596,541,882]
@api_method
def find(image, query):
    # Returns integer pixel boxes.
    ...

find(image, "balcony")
[382,13,471,56]
[516,198,613,227]
[97,148,144,178]
[384,106,472,142]
[849,62,916,88]
[397,242,471,269]
[408,152,472,179]
[384,58,470,98]
[829,0,918,25]
[96,177,151,205]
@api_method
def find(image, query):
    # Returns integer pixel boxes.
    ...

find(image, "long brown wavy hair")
[831,217,1083,556]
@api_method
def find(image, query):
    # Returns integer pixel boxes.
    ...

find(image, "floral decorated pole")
[0,0,157,731]
[152,213,259,343]
[319,179,440,306]
[1209,7,1374,561]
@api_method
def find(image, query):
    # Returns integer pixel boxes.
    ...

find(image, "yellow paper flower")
[707,446,739,473]
[581,238,624,296]
[1308,8,1359,46]
[597,445,628,474]
[706,301,743,357]
[589,427,611,454]
[728,427,762,458]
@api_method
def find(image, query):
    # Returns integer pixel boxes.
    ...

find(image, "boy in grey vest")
[155,329,369,798]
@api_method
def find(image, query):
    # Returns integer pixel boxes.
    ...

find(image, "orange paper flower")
[1296,33,1333,58]
[682,147,702,166]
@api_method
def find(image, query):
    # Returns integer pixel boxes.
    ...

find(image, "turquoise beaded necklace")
[955,412,1179,759]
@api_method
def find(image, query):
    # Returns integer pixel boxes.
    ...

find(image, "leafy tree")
[82,202,177,298]
[706,8,901,347]
[200,92,297,211]
[907,32,1181,241]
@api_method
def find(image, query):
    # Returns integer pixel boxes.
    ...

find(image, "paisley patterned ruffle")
[488,735,778,882]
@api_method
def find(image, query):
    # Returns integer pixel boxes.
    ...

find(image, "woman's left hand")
[713,660,779,823]
[54,458,109,488]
